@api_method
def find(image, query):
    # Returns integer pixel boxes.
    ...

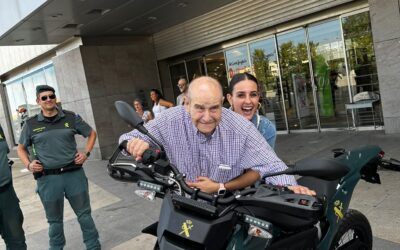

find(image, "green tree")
[252,49,271,90]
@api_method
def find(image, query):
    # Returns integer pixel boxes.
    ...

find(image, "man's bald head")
[188,76,223,103]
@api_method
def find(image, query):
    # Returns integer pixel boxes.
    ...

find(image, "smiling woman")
[227,73,277,149]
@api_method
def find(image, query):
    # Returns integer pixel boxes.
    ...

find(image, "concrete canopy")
[0,0,237,46]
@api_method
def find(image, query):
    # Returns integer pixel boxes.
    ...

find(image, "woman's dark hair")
[150,89,164,102]
[228,72,259,93]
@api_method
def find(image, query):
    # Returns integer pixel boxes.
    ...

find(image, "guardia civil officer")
[17,85,100,250]
[0,125,26,249]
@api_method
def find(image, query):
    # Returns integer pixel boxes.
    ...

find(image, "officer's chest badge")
[64,122,70,128]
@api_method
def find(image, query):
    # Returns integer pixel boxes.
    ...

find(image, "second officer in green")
[17,85,100,250]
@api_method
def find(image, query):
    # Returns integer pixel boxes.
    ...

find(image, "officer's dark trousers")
[37,168,100,250]
[0,184,27,250]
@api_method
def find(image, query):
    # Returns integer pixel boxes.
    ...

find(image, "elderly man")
[176,78,188,106]
[120,76,314,195]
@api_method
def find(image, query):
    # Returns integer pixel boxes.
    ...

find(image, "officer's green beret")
[36,85,55,96]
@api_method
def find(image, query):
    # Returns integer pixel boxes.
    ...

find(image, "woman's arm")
[159,98,174,108]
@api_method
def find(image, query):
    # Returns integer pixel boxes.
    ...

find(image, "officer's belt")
[34,162,83,179]
[0,181,11,193]
[43,162,82,175]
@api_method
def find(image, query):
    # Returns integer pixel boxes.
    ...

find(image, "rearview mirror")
[115,101,148,135]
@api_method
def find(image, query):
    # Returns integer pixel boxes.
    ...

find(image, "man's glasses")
[40,94,56,101]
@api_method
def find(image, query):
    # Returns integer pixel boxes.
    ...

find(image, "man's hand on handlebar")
[287,185,316,196]
[187,176,220,194]
[127,138,150,161]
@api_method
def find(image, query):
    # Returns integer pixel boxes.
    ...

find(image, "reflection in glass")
[277,29,317,130]
[308,19,349,128]
[225,46,251,81]
[249,37,286,130]
[186,58,205,82]
[6,82,26,142]
[5,65,60,144]
[205,52,229,106]
[44,66,60,96]
[169,63,187,104]
[342,12,382,127]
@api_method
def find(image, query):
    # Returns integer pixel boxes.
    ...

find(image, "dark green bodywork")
[318,145,382,249]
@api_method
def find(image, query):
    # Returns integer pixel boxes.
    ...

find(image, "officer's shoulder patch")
[62,109,76,115]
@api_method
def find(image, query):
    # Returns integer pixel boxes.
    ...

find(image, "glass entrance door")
[205,52,229,106]
[342,12,382,128]
[308,19,350,129]
[249,37,287,131]
[277,29,318,130]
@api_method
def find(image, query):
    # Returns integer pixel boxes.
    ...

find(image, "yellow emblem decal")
[0,134,3,139]
[64,122,69,128]
[334,200,344,222]
[179,220,193,238]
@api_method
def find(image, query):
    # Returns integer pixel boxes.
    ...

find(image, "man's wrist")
[85,151,91,158]
[26,162,31,170]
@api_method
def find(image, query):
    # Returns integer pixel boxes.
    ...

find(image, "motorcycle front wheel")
[330,209,372,250]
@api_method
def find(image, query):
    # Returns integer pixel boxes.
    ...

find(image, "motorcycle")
[108,101,383,250]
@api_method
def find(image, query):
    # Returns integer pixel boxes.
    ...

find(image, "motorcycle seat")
[297,176,339,201]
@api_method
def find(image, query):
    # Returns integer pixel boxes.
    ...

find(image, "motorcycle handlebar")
[118,140,255,205]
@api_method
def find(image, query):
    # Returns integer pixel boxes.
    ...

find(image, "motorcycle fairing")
[157,193,237,250]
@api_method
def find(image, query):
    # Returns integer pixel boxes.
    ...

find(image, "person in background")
[133,99,153,124]
[150,89,174,118]
[0,124,26,249]
[176,78,188,106]
[17,85,100,250]
[227,73,277,149]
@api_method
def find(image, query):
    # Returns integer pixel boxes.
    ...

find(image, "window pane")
[205,52,228,106]
[169,63,187,104]
[249,37,287,130]
[277,29,318,130]
[186,58,205,82]
[225,46,251,81]
[308,19,349,128]
[6,81,26,142]
[342,12,382,127]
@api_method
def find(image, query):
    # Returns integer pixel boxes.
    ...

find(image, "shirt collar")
[37,108,65,122]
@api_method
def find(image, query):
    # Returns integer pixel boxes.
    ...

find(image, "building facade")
[0,0,399,159]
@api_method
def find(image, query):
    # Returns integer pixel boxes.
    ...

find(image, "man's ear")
[183,96,190,112]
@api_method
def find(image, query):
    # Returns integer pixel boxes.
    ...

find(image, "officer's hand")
[29,160,43,173]
[287,185,316,196]
[127,138,150,161]
[74,152,87,164]
[187,176,219,194]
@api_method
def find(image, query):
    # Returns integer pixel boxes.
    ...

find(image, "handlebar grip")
[119,140,128,150]
[142,149,162,164]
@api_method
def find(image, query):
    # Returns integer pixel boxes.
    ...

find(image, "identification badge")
[218,164,231,170]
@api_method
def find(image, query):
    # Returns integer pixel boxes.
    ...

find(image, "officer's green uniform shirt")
[19,109,92,169]
[0,125,11,187]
